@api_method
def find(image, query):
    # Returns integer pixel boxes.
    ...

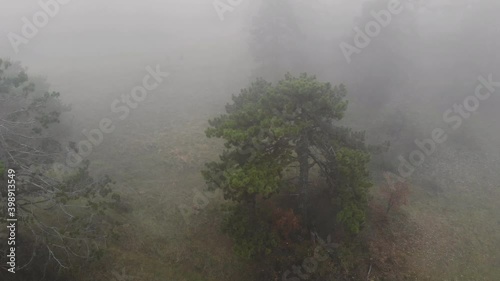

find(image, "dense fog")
[1,0,499,280]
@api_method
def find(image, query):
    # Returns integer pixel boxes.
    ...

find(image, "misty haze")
[0,0,499,280]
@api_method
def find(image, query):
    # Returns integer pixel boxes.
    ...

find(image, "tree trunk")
[296,134,310,224]
[245,193,257,217]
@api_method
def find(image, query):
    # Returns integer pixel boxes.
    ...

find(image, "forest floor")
[70,112,500,281]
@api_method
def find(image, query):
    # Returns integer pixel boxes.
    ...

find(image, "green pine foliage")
[221,204,279,259]
[202,73,373,265]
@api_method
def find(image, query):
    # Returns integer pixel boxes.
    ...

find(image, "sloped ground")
[376,144,500,281]
[69,105,500,281]
[73,118,256,281]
